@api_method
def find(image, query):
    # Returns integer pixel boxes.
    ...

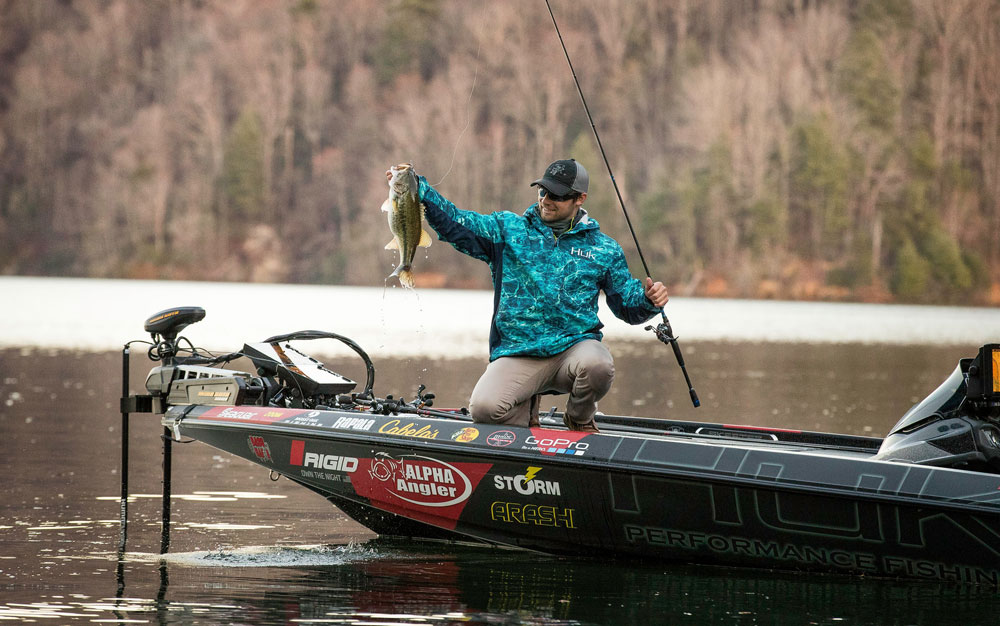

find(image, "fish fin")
[418,229,433,247]
[384,238,399,250]
[380,198,392,213]
[390,265,414,289]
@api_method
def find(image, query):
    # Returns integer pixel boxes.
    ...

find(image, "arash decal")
[247,435,273,463]
[487,430,516,447]
[368,453,471,507]
[333,416,376,431]
[494,466,561,496]
[522,432,590,456]
[289,440,358,472]
[451,427,480,443]
[491,502,576,528]
[378,420,440,439]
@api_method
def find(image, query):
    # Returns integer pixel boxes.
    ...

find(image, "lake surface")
[3,278,1000,624]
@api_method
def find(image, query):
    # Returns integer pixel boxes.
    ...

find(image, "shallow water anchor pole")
[118,345,130,552]
[160,426,171,554]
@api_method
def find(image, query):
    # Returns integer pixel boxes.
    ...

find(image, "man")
[404,159,668,432]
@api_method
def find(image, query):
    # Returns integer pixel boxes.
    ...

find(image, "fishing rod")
[543,0,699,408]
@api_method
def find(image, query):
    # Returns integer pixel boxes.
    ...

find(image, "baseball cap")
[530,159,589,196]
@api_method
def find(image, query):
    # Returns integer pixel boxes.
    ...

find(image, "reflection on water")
[0,341,995,624]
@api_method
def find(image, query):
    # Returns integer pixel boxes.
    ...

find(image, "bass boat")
[120,306,1000,583]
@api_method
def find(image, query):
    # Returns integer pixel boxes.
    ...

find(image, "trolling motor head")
[144,306,206,363]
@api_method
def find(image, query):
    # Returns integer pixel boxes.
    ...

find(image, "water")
[3,278,1000,624]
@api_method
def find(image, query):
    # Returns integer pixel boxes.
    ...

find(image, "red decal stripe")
[290,440,305,465]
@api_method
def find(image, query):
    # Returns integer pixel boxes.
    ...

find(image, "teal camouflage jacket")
[418,177,661,361]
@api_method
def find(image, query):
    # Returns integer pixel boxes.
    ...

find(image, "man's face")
[537,188,587,223]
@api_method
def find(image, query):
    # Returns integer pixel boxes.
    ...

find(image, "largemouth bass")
[382,163,432,288]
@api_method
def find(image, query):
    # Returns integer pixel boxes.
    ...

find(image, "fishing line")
[432,5,487,187]
[543,0,700,408]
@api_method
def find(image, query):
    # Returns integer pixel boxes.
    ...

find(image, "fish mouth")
[392,162,412,172]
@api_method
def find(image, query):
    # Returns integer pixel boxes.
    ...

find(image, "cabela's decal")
[491,502,576,528]
[378,419,440,439]
[487,430,516,447]
[522,432,590,456]
[493,466,560,496]
[451,427,480,443]
[247,435,273,463]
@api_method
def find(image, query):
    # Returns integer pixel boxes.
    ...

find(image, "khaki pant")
[469,339,614,428]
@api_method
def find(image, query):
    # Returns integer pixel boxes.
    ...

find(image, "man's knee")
[576,344,615,391]
[470,389,516,424]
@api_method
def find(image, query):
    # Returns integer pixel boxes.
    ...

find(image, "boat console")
[875,344,1000,471]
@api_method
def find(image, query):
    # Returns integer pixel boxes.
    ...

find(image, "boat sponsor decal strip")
[378,420,440,439]
[332,416,376,431]
[490,502,576,528]
[247,435,273,463]
[493,466,561,497]
[522,430,590,456]
[350,453,493,530]
[451,427,480,443]
[289,440,358,473]
[200,406,306,424]
[486,430,516,447]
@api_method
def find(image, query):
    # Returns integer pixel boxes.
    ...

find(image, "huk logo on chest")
[570,247,595,260]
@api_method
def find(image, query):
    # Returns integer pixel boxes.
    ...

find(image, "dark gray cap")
[530,159,589,196]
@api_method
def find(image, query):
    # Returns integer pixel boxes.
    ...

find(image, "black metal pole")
[160,427,171,554]
[118,345,130,552]
[543,0,699,407]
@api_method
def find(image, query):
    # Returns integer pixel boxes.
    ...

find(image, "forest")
[1,0,998,304]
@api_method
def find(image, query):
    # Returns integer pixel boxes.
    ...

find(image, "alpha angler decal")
[369,453,472,508]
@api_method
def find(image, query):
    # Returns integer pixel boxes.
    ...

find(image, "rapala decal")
[247,435,273,463]
[493,466,560,496]
[491,502,576,528]
[289,440,358,472]
[451,427,480,443]
[523,431,590,456]
[487,430,516,447]
[378,419,440,439]
[333,416,376,431]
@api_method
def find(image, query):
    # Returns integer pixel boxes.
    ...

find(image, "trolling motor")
[876,344,1000,471]
[118,306,453,553]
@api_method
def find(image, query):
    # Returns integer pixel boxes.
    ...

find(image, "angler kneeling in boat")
[388,159,668,432]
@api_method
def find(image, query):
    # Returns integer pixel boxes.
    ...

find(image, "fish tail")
[390,265,414,289]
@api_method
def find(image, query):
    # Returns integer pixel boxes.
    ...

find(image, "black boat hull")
[166,404,1000,583]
